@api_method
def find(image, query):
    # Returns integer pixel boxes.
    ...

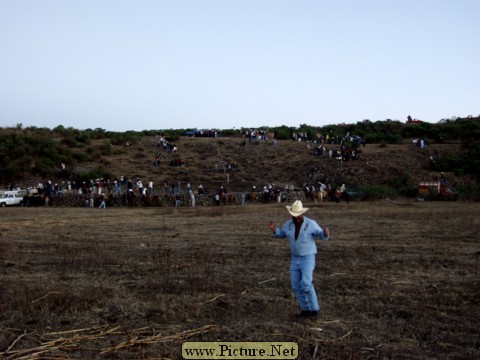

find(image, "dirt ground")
[0,201,479,359]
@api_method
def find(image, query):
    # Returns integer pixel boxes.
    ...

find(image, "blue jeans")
[290,255,319,312]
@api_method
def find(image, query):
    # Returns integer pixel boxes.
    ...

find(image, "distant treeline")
[1,117,479,184]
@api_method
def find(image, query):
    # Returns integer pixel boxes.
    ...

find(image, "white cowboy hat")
[286,200,309,217]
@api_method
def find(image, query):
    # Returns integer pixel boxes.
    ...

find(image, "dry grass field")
[1,201,479,359]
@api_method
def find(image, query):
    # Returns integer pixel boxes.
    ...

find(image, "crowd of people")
[7,130,359,208]
[17,175,312,208]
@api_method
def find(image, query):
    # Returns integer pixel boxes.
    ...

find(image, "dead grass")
[0,201,479,359]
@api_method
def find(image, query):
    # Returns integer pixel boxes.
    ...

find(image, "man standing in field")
[267,200,330,320]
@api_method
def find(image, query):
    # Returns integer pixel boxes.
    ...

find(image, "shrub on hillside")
[387,171,417,197]
[455,184,480,201]
[273,126,294,140]
[109,132,140,146]
[72,151,89,162]
[33,159,57,177]
[62,137,80,148]
[164,131,180,142]
[357,184,396,200]
[0,164,20,183]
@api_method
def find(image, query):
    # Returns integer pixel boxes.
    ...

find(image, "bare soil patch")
[0,201,479,359]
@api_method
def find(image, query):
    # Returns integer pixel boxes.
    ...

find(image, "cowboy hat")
[286,200,309,217]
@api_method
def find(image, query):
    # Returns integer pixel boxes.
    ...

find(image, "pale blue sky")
[1,0,478,132]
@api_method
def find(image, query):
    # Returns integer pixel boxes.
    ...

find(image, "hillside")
[16,134,469,197]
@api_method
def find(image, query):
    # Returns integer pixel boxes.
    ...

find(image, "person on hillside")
[89,192,95,208]
[137,179,144,195]
[174,192,181,207]
[439,172,447,185]
[97,179,103,194]
[99,194,106,209]
[319,182,327,197]
[267,200,330,320]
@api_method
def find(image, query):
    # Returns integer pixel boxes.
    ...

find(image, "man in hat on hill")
[267,200,330,320]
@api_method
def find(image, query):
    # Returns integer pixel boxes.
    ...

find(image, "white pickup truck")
[0,193,25,207]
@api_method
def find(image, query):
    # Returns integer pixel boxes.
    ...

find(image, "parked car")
[184,130,197,137]
[0,193,25,207]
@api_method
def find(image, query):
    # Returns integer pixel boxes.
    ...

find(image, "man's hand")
[267,221,276,233]
[324,226,330,238]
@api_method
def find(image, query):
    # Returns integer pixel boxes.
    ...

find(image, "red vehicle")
[406,118,423,124]
[418,181,457,200]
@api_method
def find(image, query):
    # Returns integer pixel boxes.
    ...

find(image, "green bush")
[109,131,140,146]
[357,184,397,200]
[220,129,238,137]
[75,133,91,144]
[72,151,89,162]
[99,142,113,156]
[62,137,79,148]
[273,126,294,140]
[455,184,480,201]
[387,171,417,197]
[164,132,180,142]
[0,163,20,183]
[32,159,57,177]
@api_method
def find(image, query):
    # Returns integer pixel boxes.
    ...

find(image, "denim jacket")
[273,216,329,256]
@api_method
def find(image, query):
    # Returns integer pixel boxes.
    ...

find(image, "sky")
[0,0,479,132]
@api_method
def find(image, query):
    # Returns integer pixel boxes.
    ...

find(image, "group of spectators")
[412,138,427,148]
[313,145,359,161]
[308,132,364,162]
[240,128,273,142]
[12,130,357,207]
